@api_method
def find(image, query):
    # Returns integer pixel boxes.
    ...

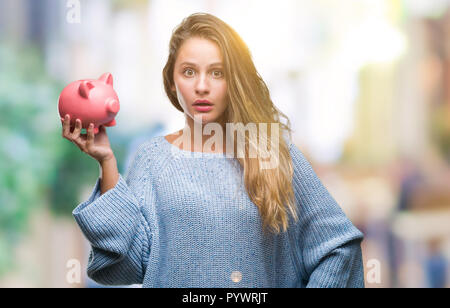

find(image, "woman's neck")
[181,116,227,153]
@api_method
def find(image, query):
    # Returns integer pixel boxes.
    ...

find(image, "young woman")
[63,13,365,288]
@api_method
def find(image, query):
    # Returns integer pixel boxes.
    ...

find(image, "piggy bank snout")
[106,98,120,114]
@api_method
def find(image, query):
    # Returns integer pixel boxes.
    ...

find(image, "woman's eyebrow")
[180,62,223,67]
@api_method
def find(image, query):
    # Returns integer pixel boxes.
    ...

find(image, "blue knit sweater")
[72,135,365,288]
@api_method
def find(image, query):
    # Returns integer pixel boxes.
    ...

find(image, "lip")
[193,105,213,112]
[193,99,213,112]
[193,99,213,105]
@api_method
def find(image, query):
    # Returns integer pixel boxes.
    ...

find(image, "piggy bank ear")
[79,81,95,99]
[98,72,113,87]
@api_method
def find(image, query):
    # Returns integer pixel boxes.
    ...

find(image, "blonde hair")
[162,12,299,235]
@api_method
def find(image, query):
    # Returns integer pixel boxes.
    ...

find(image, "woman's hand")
[62,114,115,163]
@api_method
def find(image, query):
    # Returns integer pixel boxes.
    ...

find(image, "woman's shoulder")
[122,135,175,185]
[134,135,170,155]
[126,135,171,169]
[285,137,310,169]
[285,138,320,183]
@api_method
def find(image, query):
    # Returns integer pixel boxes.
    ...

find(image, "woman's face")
[172,37,228,125]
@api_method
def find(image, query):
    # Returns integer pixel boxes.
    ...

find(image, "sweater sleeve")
[72,143,152,286]
[288,142,365,288]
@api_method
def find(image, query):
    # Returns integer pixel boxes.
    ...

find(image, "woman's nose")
[195,74,210,94]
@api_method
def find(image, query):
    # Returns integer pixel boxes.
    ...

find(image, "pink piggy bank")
[58,72,120,134]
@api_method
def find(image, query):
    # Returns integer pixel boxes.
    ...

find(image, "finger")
[86,123,95,148]
[72,118,82,140]
[71,119,86,147]
[62,114,71,137]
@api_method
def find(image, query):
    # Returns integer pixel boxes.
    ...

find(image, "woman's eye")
[182,68,223,78]
[212,70,223,78]
[183,69,194,77]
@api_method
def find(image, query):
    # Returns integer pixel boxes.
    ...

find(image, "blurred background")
[1,0,450,288]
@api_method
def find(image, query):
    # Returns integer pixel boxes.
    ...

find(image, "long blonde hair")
[162,12,299,235]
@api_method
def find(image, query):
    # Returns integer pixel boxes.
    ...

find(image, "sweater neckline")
[159,135,228,158]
